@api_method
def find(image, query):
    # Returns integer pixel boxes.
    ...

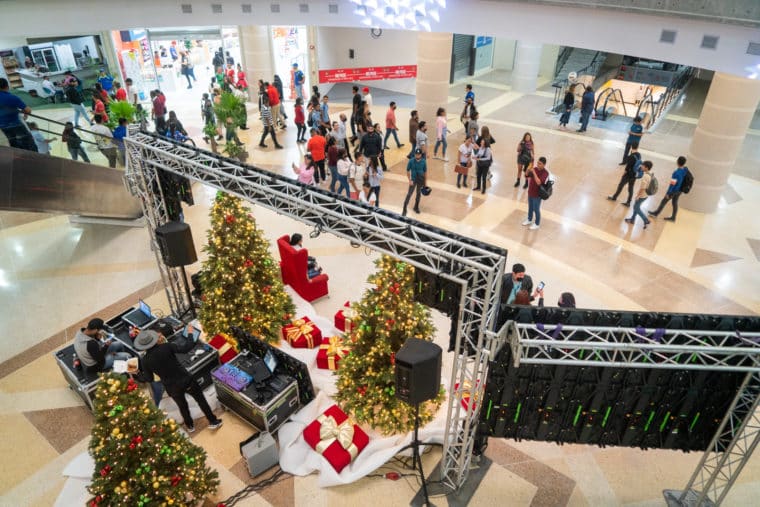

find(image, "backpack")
[632,154,643,178]
[539,172,555,200]
[646,173,659,196]
[295,70,304,85]
[680,168,694,194]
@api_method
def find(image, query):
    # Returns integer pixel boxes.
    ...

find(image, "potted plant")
[213,91,246,129]
[203,122,220,153]
[223,141,248,163]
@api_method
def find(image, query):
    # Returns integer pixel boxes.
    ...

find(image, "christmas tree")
[87,373,219,506]
[198,192,295,345]
[335,255,444,435]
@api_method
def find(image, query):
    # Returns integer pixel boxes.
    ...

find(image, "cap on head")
[87,318,105,331]
[134,330,159,351]
[414,148,422,155]
[362,87,369,93]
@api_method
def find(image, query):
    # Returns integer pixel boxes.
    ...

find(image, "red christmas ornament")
[136,435,143,443]
[357,385,367,396]
[126,378,138,392]
[171,475,182,486]
[100,465,111,477]
[225,214,235,224]
[263,285,271,293]
[129,443,136,450]
[390,352,395,366]
[243,259,254,268]
[243,315,252,321]
[201,294,207,302]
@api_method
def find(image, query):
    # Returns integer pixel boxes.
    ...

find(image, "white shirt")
[91,124,114,150]
[363,92,373,109]
[359,189,376,205]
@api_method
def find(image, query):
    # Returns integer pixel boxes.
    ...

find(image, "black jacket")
[360,131,383,158]
[141,336,195,388]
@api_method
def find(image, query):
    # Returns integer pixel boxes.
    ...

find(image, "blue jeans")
[328,165,339,192]
[434,137,447,157]
[528,196,542,225]
[103,341,131,370]
[383,128,401,148]
[150,381,164,406]
[336,174,350,198]
[631,197,650,224]
[579,109,591,131]
[457,172,468,187]
[407,141,417,158]
[71,103,91,126]
[370,185,381,206]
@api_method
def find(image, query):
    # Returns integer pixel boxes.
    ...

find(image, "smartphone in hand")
[537,281,545,291]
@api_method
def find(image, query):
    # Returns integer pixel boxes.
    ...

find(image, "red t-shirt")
[307,135,326,161]
[267,85,280,106]
[295,104,304,124]
[527,167,548,198]
[114,88,126,101]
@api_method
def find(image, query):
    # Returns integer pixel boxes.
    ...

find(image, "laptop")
[182,324,201,342]
[251,350,277,383]
[122,300,158,329]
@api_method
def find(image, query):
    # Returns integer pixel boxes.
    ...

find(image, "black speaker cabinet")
[155,221,197,267]
[395,338,442,405]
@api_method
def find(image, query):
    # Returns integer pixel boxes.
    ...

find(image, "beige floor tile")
[0,413,60,494]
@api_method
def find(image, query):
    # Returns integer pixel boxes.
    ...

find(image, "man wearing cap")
[134,326,223,433]
[402,148,427,216]
[293,63,304,100]
[362,87,373,110]
[73,318,131,372]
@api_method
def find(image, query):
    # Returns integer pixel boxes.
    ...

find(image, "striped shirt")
[261,104,274,127]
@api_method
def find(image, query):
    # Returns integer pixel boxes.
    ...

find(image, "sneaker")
[456,183,461,188]
[208,419,223,430]
[275,145,284,149]
[607,196,616,201]
[624,218,634,224]
[514,180,520,188]
[521,219,532,226]
[529,223,540,230]
[185,424,195,434]
[643,221,650,229]
[648,211,658,217]
[621,202,630,207]
[258,143,267,148]
[443,157,449,162]
[664,217,676,222]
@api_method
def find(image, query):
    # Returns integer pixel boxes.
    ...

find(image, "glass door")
[31,47,60,72]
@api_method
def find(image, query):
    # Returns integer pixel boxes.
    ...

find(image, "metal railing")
[551,50,606,112]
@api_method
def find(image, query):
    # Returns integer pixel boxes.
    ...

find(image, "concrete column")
[511,41,542,93]
[415,32,453,124]
[683,73,760,213]
[238,25,273,102]
[307,26,319,95]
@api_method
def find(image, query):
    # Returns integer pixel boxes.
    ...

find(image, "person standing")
[266,81,283,130]
[74,318,131,373]
[292,153,316,185]
[473,138,493,194]
[124,78,138,105]
[293,63,305,101]
[620,116,644,164]
[460,96,476,136]
[326,136,340,193]
[383,101,403,150]
[180,51,195,89]
[625,160,653,229]
[0,78,37,152]
[362,87,373,110]
[350,85,361,143]
[151,90,167,131]
[335,148,352,198]
[62,122,90,162]
[407,110,419,159]
[558,84,575,130]
[359,123,383,173]
[91,114,118,168]
[134,329,223,433]
[294,97,306,143]
[456,136,474,189]
[415,120,429,159]
[366,155,384,206]
[649,156,688,222]
[515,132,535,189]
[402,149,427,216]
[333,115,351,160]
[577,86,595,133]
[113,81,126,101]
[307,128,327,184]
[112,117,128,167]
[273,74,287,123]
[521,157,549,230]
[319,95,331,132]
[433,107,449,161]
[607,142,640,206]
[258,97,283,149]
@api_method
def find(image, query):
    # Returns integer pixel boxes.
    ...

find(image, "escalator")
[0,109,142,220]
[0,144,142,219]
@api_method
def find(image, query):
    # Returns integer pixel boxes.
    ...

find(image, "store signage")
[318,65,417,83]
[475,36,493,48]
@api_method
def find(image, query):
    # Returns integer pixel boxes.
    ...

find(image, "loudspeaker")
[239,432,279,477]
[349,49,355,59]
[395,338,442,405]
[155,221,197,267]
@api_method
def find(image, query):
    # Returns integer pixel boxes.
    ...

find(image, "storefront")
[271,26,309,100]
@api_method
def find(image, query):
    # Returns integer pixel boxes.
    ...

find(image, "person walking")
[577,86,595,132]
[521,157,550,230]
[62,121,89,162]
[473,137,493,194]
[607,142,641,206]
[333,115,351,160]
[91,114,118,168]
[294,97,307,143]
[649,156,688,222]
[415,120,429,159]
[258,97,283,149]
[383,101,403,150]
[402,149,427,216]
[326,136,340,193]
[433,107,449,161]
[460,96,476,136]
[407,110,419,159]
[515,132,535,189]
[558,84,575,130]
[349,85,361,143]
[306,127,327,184]
[359,123,383,172]
[65,80,92,127]
[625,160,654,229]
[335,148,352,198]
[366,155,384,206]
[0,78,37,152]
[620,116,644,164]
[292,63,305,101]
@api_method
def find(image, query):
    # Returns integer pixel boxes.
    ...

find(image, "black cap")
[414,148,422,155]
[87,318,105,330]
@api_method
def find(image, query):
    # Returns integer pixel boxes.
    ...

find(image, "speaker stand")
[176,265,197,321]
[397,404,433,507]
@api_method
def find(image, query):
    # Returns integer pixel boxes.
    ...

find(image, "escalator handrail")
[25,110,101,138]
[594,88,614,113]
[33,125,97,146]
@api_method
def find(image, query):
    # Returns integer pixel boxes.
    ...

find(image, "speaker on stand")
[395,338,442,507]
[155,221,198,320]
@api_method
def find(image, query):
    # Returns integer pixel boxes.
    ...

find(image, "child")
[359,181,377,206]
[112,117,128,166]
[62,122,90,162]
[28,122,53,155]
[294,97,306,143]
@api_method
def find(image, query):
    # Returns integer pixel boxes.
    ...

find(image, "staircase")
[555,48,606,82]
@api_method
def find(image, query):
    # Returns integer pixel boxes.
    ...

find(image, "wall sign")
[318,65,417,83]
[474,36,493,48]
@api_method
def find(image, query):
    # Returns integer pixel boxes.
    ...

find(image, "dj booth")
[54,302,219,411]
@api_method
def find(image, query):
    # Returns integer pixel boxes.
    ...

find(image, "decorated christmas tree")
[335,255,444,435]
[199,192,295,345]
[87,373,219,506]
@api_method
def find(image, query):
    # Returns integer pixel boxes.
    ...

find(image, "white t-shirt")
[458,143,472,164]
[90,124,114,150]
[359,188,376,205]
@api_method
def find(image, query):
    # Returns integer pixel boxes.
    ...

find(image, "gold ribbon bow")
[315,414,359,460]
[217,343,232,357]
[342,306,357,333]
[286,319,315,348]
[460,380,480,403]
[320,336,349,369]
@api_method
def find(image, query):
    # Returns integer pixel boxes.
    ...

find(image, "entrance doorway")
[271,26,308,102]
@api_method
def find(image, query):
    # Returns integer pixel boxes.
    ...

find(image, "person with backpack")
[625,160,654,229]
[293,63,305,100]
[521,156,549,230]
[620,116,644,164]
[607,142,641,206]
[649,156,691,222]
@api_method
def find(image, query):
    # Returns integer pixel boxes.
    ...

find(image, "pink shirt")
[436,115,447,140]
[385,108,396,130]
[294,163,315,184]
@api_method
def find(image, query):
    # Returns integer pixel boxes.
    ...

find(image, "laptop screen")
[264,350,277,373]
[182,325,200,342]
[138,300,152,319]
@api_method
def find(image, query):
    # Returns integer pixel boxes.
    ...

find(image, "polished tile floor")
[1,68,760,506]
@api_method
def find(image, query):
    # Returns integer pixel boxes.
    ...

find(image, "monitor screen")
[264,349,277,373]
[138,299,152,319]
[182,325,200,342]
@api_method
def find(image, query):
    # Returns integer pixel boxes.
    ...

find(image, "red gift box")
[333,301,357,333]
[316,336,351,370]
[455,380,481,411]
[281,316,322,348]
[208,333,238,364]
[303,405,369,473]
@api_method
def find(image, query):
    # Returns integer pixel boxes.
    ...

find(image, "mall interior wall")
[315,27,418,96]
[2,1,757,79]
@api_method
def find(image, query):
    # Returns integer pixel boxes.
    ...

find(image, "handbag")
[454,163,469,175]
[476,158,492,170]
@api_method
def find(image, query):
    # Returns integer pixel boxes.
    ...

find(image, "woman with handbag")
[558,84,575,130]
[515,132,535,189]
[473,138,493,194]
[455,136,474,189]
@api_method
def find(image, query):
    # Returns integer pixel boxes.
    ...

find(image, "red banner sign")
[318,65,417,84]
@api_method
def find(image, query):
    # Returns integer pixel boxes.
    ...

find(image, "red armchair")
[277,235,329,302]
